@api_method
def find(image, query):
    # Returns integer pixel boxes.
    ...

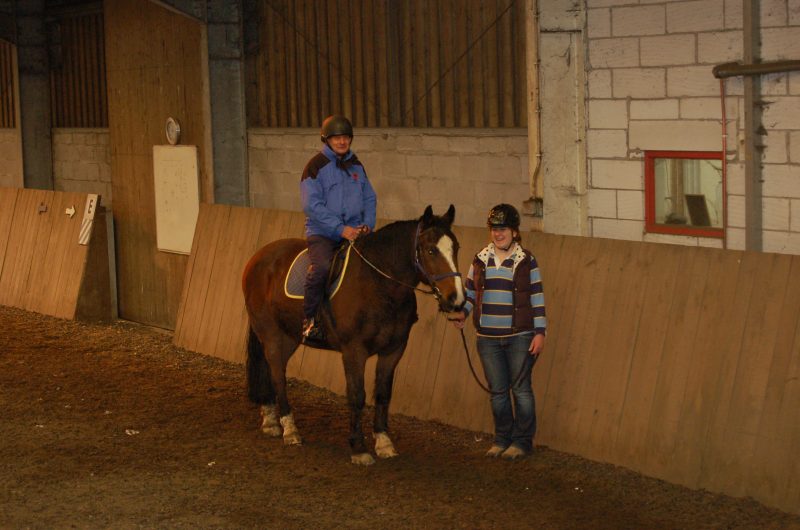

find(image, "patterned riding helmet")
[487,203,521,230]
[320,115,354,142]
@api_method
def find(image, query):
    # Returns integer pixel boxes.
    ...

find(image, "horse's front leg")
[373,344,406,459]
[342,348,373,465]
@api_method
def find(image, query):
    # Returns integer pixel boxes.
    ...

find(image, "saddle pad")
[284,245,351,300]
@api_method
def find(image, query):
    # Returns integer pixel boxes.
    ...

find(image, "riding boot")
[302,317,326,344]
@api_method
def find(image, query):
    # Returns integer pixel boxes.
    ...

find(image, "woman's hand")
[529,333,545,355]
[449,311,467,329]
[341,226,361,241]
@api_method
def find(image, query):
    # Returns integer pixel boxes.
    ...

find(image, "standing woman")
[451,204,546,460]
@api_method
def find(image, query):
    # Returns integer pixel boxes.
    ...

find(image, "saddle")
[284,243,351,300]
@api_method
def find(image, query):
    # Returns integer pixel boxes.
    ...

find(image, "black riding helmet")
[320,115,354,143]
[487,203,521,230]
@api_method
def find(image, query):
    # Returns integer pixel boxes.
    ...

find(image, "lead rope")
[453,325,536,396]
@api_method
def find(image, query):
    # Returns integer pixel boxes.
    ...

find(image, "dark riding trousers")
[303,235,338,319]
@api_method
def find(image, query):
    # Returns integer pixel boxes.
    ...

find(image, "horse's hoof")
[374,432,399,459]
[351,453,375,466]
[283,433,302,445]
[261,425,282,437]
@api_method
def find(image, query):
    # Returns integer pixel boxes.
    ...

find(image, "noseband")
[348,222,461,302]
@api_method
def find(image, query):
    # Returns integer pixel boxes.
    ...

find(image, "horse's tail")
[246,326,274,404]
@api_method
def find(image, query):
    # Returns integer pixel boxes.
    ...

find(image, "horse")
[242,205,465,465]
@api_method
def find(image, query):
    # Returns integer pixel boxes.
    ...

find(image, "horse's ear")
[444,204,456,226]
[422,205,434,224]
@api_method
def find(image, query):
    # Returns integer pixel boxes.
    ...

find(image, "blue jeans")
[477,333,537,452]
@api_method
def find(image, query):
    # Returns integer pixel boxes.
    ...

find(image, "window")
[644,151,724,238]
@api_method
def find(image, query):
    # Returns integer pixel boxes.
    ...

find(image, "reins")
[347,221,461,302]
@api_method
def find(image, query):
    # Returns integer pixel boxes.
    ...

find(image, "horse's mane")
[354,215,452,273]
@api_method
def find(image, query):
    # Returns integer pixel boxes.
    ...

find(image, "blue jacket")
[300,145,377,241]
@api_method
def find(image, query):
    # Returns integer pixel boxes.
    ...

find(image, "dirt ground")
[1,306,799,529]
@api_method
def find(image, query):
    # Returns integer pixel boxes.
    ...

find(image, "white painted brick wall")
[629,120,722,151]
[727,194,745,227]
[667,66,721,97]
[762,27,800,59]
[588,188,617,217]
[587,8,611,38]
[247,128,528,229]
[617,190,644,220]
[680,97,737,120]
[641,35,696,67]
[589,70,613,98]
[630,99,679,119]
[790,131,800,163]
[761,73,789,96]
[761,96,800,129]
[589,100,628,129]
[644,232,703,246]
[613,68,666,99]
[52,129,112,206]
[612,5,666,36]
[587,130,628,158]
[790,0,800,24]
[698,31,743,63]
[791,199,800,231]
[761,133,788,164]
[763,197,791,230]
[726,227,745,249]
[592,218,644,241]
[763,230,800,253]
[590,38,639,68]
[591,159,643,189]
[726,163,745,195]
[761,0,789,26]
[762,165,800,198]
[667,0,725,33]
[724,0,744,28]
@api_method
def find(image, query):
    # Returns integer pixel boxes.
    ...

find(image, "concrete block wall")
[0,129,22,188]
[584,0,800,254]
[247,128,530,230]
[52,129,112,207]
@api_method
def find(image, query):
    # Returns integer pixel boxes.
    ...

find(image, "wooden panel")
[175,204,800,515]
[250,0,526,128]
[0,189,108,321]
[0,188,18,276]
[105,0,208,329]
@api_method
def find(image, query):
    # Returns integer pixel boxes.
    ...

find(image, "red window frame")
[644,150,724,238]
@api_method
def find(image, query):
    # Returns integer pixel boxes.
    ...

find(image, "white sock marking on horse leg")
[351,452,376,465]
[373,432,399,458]
[279,413,302,445]
[260,405,282,437]
[436,235,466,306]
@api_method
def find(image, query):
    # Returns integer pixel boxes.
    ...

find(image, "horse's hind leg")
[342,347,373,465]
[373,345,405,459]
[246,328,281,437]
[267,331,303,445]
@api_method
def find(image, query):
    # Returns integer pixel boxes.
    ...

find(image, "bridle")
[348,222,461,303]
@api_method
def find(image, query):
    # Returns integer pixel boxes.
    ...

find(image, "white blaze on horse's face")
[436,235,466,307]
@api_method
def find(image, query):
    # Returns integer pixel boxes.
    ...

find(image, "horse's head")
[415,205,466,313]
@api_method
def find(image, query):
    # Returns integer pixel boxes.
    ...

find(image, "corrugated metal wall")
[48,10,108,128]
[247,0,527,128]
[0,39,15,129]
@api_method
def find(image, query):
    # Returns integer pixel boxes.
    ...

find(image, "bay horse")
[242,205,465,465]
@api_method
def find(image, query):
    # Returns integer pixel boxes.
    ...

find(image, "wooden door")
[104,0,212,328]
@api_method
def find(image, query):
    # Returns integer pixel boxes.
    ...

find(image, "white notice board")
[153,145,199,255]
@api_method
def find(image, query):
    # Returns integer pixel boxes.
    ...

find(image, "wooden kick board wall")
[175,204,800,515]
[0,187,112,321]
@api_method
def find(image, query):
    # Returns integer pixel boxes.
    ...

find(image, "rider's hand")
[341,226,361,241]
[358,225,371,235]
